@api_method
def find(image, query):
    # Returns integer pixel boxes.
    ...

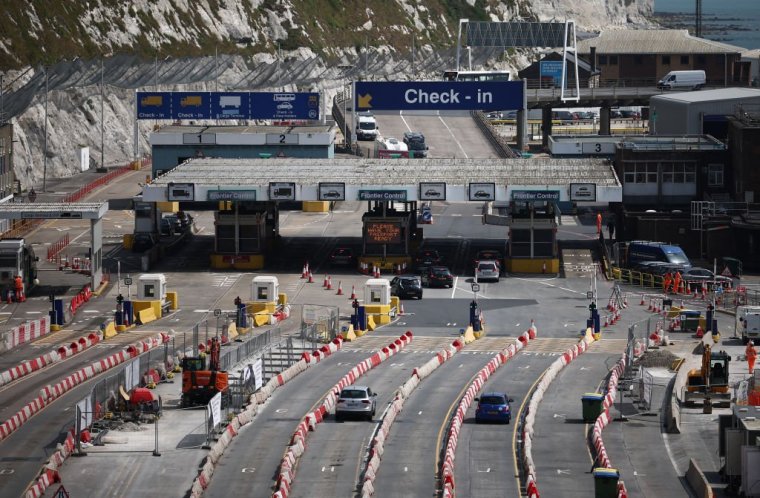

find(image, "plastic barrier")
[2,331,168,444]
[272,332,413,498]
[440,329,536,497]
[1,317,51,352]
[361,337,466,496]
[0,331,101,388]
[521,329,596,498]
[589,353,627,469]
[24,432,74,498]
[188,337,345,498]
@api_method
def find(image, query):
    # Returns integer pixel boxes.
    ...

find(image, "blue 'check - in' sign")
[354,81,524,111]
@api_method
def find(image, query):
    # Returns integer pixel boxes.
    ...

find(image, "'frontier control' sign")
[512,190,561,202]
[358,190,407,201]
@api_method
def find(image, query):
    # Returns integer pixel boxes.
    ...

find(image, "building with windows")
[577,30,749,87]
[613,135,729,208]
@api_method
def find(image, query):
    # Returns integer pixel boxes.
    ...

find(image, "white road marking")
[451,276,459,298]
[553,413,566,418]
[418,411,423,415]
[404,466,408,472]
[477,468,491,473]
[438,115,469,158]
[556,469,571,475]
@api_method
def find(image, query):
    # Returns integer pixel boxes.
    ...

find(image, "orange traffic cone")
[375,266,381,278]
[695,325,704,338]
[603,315,609,327]
[323,274,329,287]
[349,285,357,300]
[399,302,405,315]
[308,271,314,283]
[336,281,343,295]
[640,295,645,306]
[326,276,333,290]
[301,264,308,278]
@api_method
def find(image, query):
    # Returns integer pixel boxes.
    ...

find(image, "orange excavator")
[181,337,230,408]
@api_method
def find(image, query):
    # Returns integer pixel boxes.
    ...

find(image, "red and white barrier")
[1,317,51,352]
[24,431,75,498]
[189,337,346,497]
[272,332,413,498]
[2,331,169,444]
[521,330,596,498]
[361,337,464,497]
[0,331,101,388]
[440,329,536,497]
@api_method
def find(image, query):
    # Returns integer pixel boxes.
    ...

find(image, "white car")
[335,386,377,421]
[476,260,500,282]
[277,101,293,110]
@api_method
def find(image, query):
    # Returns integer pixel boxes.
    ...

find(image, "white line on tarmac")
[438,115,469,158]
[451,277,458,298]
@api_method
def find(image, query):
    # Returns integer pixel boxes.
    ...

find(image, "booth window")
[257,287,269,300]
[144,284,156,298]
[370,290,382,304]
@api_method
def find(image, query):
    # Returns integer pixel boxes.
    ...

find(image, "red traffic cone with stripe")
[308,271,314,283]
[301,264,308,278]
[399,302,405,315]
[695,325,704,338]
[323,274,329,287]
[640,295,645,306]
[349,285,357,300]
[336,281,343,295]
[326,276,333,290]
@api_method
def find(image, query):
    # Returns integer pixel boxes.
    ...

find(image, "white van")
[657,70,706,90]
[355,112,379,141]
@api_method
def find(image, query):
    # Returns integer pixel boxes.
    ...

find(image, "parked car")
[323,190,342,199]
[403,131,428,158]
[421,266,453,288]
[476,260,500,282]
[473,190,491,199]
[415,249,443,267]
[390,276,423,300]
[474,250,502,270]
[335,386,377,421]
[132,232,157,252]
[329,247,355,266]
[475,392,513,424]
[681,267,732,288]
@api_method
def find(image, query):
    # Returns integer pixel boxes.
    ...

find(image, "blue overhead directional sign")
[354,81,524,111]
[135,91,320,120]
[210,92,250,119]
[252,92,320,120]
[137,92,172,119]
[172,92,212,119]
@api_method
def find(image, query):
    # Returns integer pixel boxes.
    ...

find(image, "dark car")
[424,189,441,197]
[415,249,442,267]
[474,250,503,270]
[403,131,428,158]
[330,247,354,266]
[390,276,423,300]
[323,190,342,199]
[473,190,491,199]
[132,232,157,252]
[681,267,732,288]
[421,266,454,288]
[475,392,513,424]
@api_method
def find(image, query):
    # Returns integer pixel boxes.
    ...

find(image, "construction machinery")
[685,343,731,407]
[181,337,229,408]
[105,385,162,424]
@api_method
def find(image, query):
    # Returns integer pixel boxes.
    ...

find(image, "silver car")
[335,386,377,421]
[476,260,500,282]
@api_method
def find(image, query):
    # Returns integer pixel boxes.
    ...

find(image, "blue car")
[475,392,513,424]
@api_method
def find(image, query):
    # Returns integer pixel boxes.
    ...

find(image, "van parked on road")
[624,241,692,269]
[657,70,706,90]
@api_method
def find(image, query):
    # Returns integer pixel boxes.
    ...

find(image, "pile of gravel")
[636,349,680,369]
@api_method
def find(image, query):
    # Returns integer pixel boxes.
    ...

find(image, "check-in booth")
[506,190,560,273]
[360,195,417,271]
[250,275,279,313]
[363,278,394,328]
